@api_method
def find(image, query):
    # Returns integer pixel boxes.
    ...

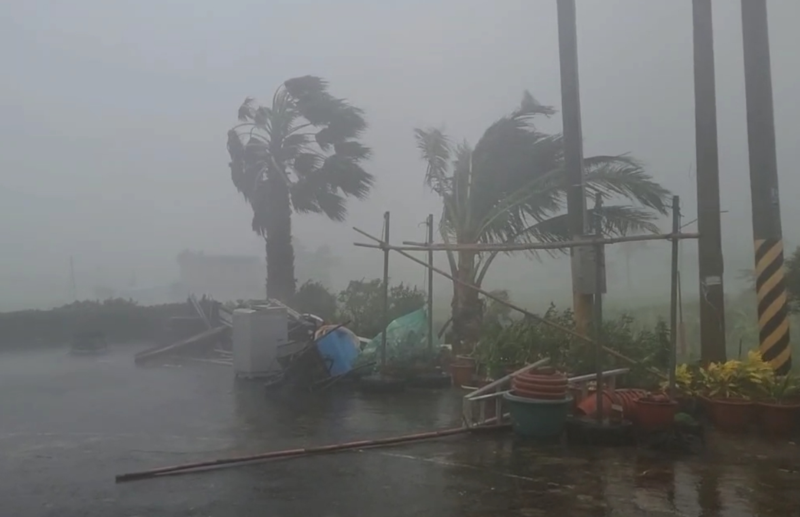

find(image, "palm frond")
[517,90,557,118]
[293,152,323,176]
[238,97,256,121]
[316,189,347,221]
[319,155,374,199]
[584,156,670,214]
[414,127,452,194]
[334,141,372,160]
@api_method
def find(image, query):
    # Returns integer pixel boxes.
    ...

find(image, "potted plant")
[698,350,768,433]
[757,373,800,437]
[635,392,678,432]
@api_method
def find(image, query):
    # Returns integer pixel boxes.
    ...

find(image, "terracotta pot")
[705,398,755,433]
[635,398,678,432]
[450,363,476,388]
[758,401,800,437]
[513,376,568,390]
[512,369,569,400]
[576,389,648,420]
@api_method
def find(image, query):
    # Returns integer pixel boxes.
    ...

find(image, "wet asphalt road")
[2,346,800,516]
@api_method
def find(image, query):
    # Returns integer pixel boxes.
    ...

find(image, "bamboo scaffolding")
[366,231,699,253]
[116,423,508,483]
[353,226,669,380]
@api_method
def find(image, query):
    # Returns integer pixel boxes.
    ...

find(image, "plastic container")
[503,392,572,439]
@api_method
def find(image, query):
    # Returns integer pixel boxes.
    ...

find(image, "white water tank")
[232,306,288,378]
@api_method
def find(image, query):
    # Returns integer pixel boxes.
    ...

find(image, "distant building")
[177,251,263,302]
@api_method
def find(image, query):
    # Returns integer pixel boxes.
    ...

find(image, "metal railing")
[462,359,630,427]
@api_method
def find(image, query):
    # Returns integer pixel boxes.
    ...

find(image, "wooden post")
[427,214,434,353]
[592,194,604,423]
[381,212,390,372]
[669,196,681,397]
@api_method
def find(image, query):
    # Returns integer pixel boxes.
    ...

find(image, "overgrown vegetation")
[473,304,670,388]
[0,299,188,348]
[292,279,425,338]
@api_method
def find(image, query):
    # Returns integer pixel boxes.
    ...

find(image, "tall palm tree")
[415,91,671,353]
[227,76,373,302]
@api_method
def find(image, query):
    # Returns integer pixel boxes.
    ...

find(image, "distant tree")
[338,279,425,338]
[227,76,374,302]
[292,280,338,321]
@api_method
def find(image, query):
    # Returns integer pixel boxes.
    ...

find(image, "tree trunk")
[450,251,482,356]
[264,176,296,302]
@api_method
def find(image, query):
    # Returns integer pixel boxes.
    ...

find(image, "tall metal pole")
[381,211,391,371]
[557,0,593,338]
[427,214,434,353]
[693,0,727,365]
[669,196,681,398]
[741,0,790,374]
[592,194,604,423]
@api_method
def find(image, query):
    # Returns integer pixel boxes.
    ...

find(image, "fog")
[2,0,800,311]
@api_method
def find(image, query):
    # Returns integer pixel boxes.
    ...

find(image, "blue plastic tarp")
[315,326,360,377]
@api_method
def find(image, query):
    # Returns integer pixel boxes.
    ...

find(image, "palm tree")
[227,76,373,302]
[415,91,671,353]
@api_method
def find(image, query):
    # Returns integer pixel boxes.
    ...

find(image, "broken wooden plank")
[135,326,228,364]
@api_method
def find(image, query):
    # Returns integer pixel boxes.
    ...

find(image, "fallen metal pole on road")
[115,423,508,483]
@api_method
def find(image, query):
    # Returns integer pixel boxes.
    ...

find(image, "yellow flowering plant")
[697,350,777,400]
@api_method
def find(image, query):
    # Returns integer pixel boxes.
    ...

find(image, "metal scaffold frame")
[353,195,696,420]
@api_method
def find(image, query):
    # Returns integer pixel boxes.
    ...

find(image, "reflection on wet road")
[2,347,799,516]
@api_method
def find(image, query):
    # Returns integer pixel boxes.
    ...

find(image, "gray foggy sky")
[1,0,799,309]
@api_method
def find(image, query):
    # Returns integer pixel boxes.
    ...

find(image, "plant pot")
[450,363,476,388]
[576,389,648,421]
[705,398,755,433]
[512,370,569,401]
[503,392,572,439]
[758,401,800,437]
[635,398,678,432]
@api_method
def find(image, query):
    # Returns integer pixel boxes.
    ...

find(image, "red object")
[511,368,568,400]
[450,363,476,388]
[576,389,648,420]
[635,397,678,432]
[705,398,755,433]
[758,402,800,437]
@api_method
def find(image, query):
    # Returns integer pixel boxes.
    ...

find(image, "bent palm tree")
[415,92,671,353]
[227,76,373,301]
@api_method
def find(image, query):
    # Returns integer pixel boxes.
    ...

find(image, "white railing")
[461,360,630,427]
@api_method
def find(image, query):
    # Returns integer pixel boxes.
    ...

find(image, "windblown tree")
[227,76,373,302]
[415,92,671,353]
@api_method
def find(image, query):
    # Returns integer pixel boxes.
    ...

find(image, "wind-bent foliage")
[415,91,671,352]
[227,76,373,301]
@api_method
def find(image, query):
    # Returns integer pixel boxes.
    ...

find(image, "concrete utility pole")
[557,0,593,336]
[692,0,727,364]
[741,0,790,373]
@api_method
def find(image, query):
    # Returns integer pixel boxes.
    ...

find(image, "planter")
[635,398,678,432]
[512,369,569,401]
[450,363,476,388]
[576,389,647,421]
[503,392,572,439]
[705,398,755,433]
[758,401,800,437]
